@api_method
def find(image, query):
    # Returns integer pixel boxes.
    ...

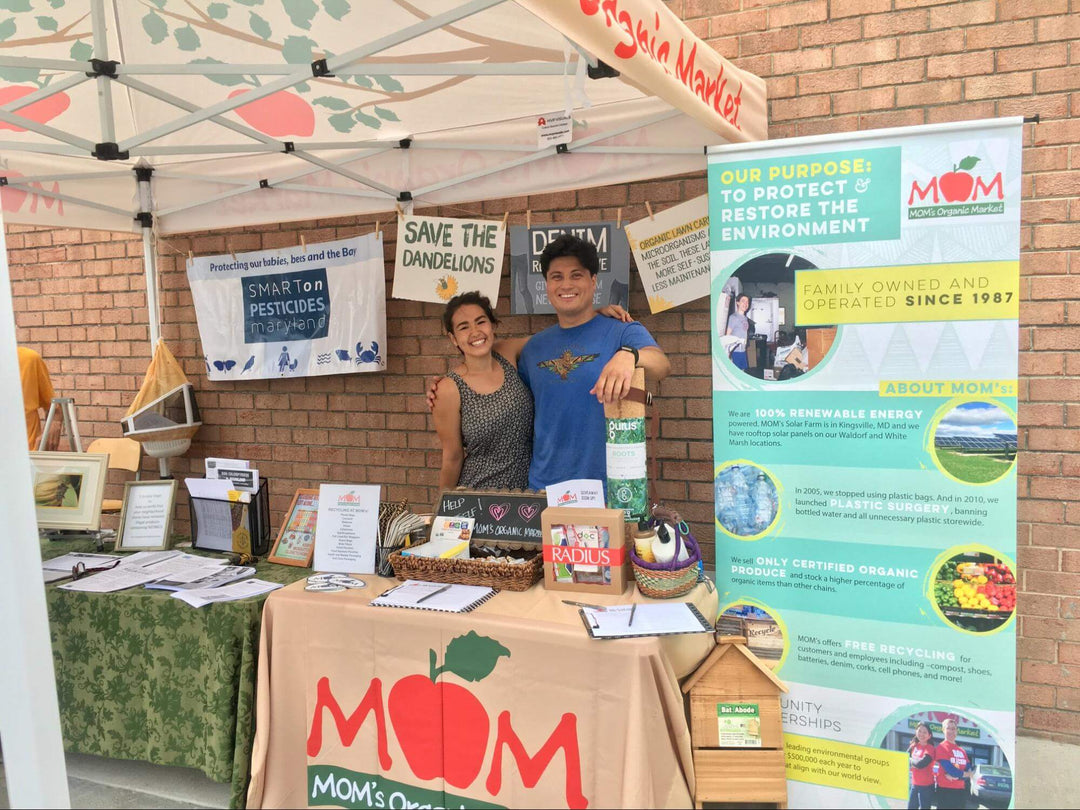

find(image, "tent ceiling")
[0,0,766,234]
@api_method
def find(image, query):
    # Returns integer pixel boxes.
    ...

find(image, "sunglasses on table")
[71,558,122,580]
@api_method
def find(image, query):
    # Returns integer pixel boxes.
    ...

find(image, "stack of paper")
[171,578,282,608]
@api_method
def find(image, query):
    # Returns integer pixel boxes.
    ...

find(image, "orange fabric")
[18,347,54,450]
[125,340,190,419]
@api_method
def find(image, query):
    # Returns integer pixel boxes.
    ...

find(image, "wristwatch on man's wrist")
[618,345,640,366]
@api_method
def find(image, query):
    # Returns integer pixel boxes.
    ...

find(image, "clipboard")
[578,602,713,639]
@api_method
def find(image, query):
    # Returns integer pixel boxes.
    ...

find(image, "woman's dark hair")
[736,293,751,306]
[539,234,599,277]
[914,721,934,745]
[442,291,499,335]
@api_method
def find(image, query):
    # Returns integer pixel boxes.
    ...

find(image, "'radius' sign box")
[541,506,629,595]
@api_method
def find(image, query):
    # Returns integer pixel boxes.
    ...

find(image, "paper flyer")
[709,119,1021,808]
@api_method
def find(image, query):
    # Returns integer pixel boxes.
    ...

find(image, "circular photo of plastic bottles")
[714,462,780,538]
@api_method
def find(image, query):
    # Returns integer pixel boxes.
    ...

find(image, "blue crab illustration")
[356,341,381,365]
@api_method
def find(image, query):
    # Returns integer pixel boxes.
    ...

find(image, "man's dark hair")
[442,291,499,334]
[539,234,599,277]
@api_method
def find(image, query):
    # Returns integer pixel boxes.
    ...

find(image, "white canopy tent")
[0,0,765,339]
[0,1,765,804]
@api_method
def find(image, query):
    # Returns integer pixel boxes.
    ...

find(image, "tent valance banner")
[391,214,505,305]
[709,118,1021,808]
[509,222,629,315]
[187,234,386,381]
[625,196,710,313]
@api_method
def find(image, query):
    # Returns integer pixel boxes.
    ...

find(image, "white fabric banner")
[391,214,505,305]
[625,195,710,313]
[187,235,386,381]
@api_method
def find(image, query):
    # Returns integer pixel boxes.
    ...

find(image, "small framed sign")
[268,488,319,567]
[115,480,179,551]
[30,451,109,531]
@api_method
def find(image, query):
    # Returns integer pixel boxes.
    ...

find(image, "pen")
[628,602,637,628]
[562,599,605,610]
[416,584,451,604]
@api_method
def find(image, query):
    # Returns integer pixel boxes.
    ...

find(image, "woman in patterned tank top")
[432,292,534,491]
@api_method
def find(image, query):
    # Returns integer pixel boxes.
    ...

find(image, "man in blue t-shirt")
[517,234,670,490]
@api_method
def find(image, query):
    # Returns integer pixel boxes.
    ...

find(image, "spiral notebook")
[579,602,713,639]
[370,580,495,613]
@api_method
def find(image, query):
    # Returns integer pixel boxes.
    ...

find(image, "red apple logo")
[227,89,314,137]
[938,156,980,203]
[387,631,510,789]
[0,86,70,132]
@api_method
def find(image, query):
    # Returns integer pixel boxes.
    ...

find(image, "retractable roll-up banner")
[709,119,1021,808]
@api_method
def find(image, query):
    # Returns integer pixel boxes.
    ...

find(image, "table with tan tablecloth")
[247,577,718,809]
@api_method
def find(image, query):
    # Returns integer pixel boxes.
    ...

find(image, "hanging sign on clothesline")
[625,195,710,313]
[187,234,386,381]
[391,214,505,306]
[509,221,630,315]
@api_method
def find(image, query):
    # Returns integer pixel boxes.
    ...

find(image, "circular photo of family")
[716,602,786,670]
[717,253,838,382]
[879,710,1012,810]
[715,462,780,538]
[930,550,1016,634]
[932,402,1017,485]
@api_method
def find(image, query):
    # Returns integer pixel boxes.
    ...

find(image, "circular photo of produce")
[930,550,1016,633]
[715,462,780,539]
[877,710,1013,810]
[716,602,786,670]
[932,401,1017,485]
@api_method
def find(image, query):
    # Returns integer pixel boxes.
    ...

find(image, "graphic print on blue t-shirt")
[518,316,658,491]
[537,349,599,379]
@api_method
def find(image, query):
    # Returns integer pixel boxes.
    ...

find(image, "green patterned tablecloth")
[42,538,310,808]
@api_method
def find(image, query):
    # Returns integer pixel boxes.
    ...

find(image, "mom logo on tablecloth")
[307,631,588,809]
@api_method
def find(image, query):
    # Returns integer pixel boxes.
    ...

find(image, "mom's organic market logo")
[907,155,1004,219]
[306,631,588,809]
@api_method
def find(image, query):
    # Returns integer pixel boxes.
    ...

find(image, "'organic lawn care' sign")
[509,221,629,315]
[709,119,1020,809]
[625,196,710,313]
[187,235,386,381]
[392,214,505,305]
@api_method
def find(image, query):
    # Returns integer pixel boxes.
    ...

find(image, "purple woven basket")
[629,521,702,598]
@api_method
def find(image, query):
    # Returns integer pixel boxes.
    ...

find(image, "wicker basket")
[629,525,702,599]
[388,542,543,591]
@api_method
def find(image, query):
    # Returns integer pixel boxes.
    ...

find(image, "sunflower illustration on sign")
[436,275,458,300]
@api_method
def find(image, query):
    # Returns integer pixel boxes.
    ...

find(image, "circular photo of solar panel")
[931,401,1017,485]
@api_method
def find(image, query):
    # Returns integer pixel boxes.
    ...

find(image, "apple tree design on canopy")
[122,0,571,137]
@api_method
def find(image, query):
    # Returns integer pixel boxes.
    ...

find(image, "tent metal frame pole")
[0,141,85,157]
[5,170,131,184]
[90,0,116,143]
[118,0,508,152]
[0,74,89,114]
[411,108,684,198]
[0,110,95,151]
[118,62,582,77]
[141,225,160,348]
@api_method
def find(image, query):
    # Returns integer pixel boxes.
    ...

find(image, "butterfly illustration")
[212,359,237,372]
[537,349,598,380]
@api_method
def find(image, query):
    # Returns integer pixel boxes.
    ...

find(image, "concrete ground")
[0,735,1075,808]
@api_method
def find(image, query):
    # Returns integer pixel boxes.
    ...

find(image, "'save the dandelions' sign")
[392,215,506,306]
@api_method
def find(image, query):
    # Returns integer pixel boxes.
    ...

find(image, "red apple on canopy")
[0,86,71,132]
[227,89,315,137]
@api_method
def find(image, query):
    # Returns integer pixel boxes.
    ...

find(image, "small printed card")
[430,516,475,543]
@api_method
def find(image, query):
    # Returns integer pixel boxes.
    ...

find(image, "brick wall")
[6,0,1078,744]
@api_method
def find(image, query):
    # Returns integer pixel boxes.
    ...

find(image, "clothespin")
[645,201,654,221]
[300,233,306,253]
[395,203,404,219]
[187,250,193,262]
[228,241,237,262]
[375,219,381,236]
[500,211,509,230]
[526,209,532,229]
[616,207,622,229]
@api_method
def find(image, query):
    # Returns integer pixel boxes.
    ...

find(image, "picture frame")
[541,506,629,595]
[268,488,319,566]
[115,479,179,551]
[30,451,109,531]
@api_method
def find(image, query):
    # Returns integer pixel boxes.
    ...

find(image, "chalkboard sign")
[436,489,547,545]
